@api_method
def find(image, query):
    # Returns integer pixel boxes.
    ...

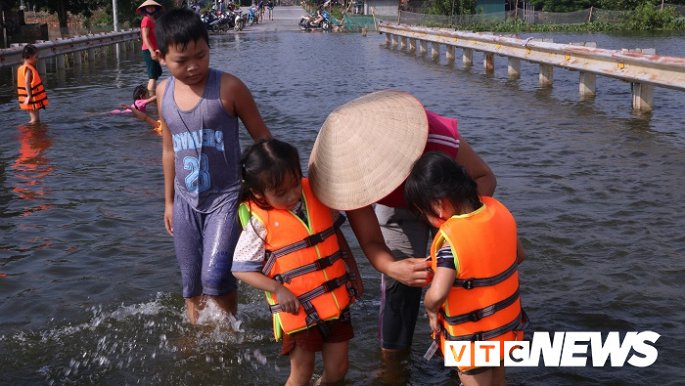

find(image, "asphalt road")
[237,5,307,33]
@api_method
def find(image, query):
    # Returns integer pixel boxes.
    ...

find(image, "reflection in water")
[11,123,54,216]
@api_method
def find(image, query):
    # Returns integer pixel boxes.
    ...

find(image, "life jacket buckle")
[468,312,481,322]
[304,232,325,247]
[462,279,474,289]
[315,256,333,270]
[273,274,286,284]
[471,332,484,342]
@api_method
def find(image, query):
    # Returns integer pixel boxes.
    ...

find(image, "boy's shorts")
[281,311,354,355]
[143,49,162,80]
[375,204,432,350]
[173,195,239,298]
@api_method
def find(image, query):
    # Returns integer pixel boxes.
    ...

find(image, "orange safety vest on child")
[429,196,526,372]
[239,178,353,341]
[17,63,49,110]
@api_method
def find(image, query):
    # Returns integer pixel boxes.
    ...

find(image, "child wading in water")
[112,85,161,132]
[155,8,271,324]
[405,152,527,386]
[16,44,48,124]
[232,139,363,386]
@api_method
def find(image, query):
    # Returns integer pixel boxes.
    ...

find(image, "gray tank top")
[162,68,241,212]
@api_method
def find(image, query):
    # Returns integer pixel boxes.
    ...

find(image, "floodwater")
[1,27,684,385]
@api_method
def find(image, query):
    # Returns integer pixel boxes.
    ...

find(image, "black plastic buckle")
[273,274,285,284]
[315,256,334,270]
[322,278,339,292]
[470,332,484,342]
[462,279,474,289]
[304,232,325,247]
[468,312,481,322]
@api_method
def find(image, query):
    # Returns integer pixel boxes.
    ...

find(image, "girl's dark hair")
[132,85,147,101]
[22,44,38,59]
[405,152,482,220]
[240,138,303,209]
[154,8,209,57]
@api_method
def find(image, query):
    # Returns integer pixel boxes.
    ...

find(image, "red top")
[141,15,157,51]
[376,109,460,208]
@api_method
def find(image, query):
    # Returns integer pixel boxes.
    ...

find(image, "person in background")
[16,44,48,124]
[405,151,526,386]
[308,90,496,383]
[233,138,362,386]
[154,8,271,324]
[137,0,163,96]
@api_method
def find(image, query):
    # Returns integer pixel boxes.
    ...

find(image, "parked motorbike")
[234,9,246,31]
[298,10,332,31]
[247,6,259,25]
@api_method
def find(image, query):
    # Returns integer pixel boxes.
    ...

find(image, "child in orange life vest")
[232,138,363,386]
[405,152,526,386]
[17,44,48,124]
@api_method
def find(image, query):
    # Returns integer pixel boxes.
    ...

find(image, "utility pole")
[112,0,119,31]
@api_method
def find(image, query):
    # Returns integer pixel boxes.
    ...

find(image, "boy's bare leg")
[209,291,238,315]
[286,346,315,386]
[185,295,206,324]
[319,341,349,385]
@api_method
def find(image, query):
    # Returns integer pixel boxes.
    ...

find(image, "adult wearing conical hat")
[137,0,163,96]
[308,90,496,377]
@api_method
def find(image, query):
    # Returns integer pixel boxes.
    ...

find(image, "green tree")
[32,0,107,36]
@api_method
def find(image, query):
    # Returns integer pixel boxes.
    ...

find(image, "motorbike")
[298,10,332,31]
[247,6,259,25]
[201,10,233,32]
[233,9,246,31]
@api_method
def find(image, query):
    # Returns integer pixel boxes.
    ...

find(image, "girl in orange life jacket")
[16,44,48,124]
[232,138,363,386]
[405,152,526,386]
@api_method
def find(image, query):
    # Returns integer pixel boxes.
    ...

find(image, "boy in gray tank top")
[154,8,271,324]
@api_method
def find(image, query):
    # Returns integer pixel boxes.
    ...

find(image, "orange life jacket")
[239,178,352,341]
[17,63,49,110]
[429,196,525,371]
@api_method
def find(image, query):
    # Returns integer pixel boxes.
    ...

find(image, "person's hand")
[164,202,174,236]
[388,257,433,287]
[23,96,30,105]
[274,284,300,314]
[150,50,159,61]
[426,307,440,335]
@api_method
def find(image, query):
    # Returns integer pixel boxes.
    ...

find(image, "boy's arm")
[220,73,271,141]
[126,104,159,128]
[157,80,175,236]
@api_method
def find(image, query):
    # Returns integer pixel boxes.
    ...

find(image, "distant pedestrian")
[137,0,163,96]
[16,44,48,124]
[267,0,274,20]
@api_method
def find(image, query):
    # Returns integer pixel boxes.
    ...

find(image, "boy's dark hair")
[22,44,38,59]
[132,85,147,102]
[405,152,481,221]
[240,138,303,209]
[154,8,209,57]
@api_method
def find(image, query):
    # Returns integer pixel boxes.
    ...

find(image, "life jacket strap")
[442,288,520,325]
[453,261,518,290]
[262,214,346,276]
[442,310,527,342]
[269,273,350,314]
[273,250,345,284]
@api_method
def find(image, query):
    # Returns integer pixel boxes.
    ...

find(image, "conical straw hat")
[308,90,428,210]
[137,0,162,14]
